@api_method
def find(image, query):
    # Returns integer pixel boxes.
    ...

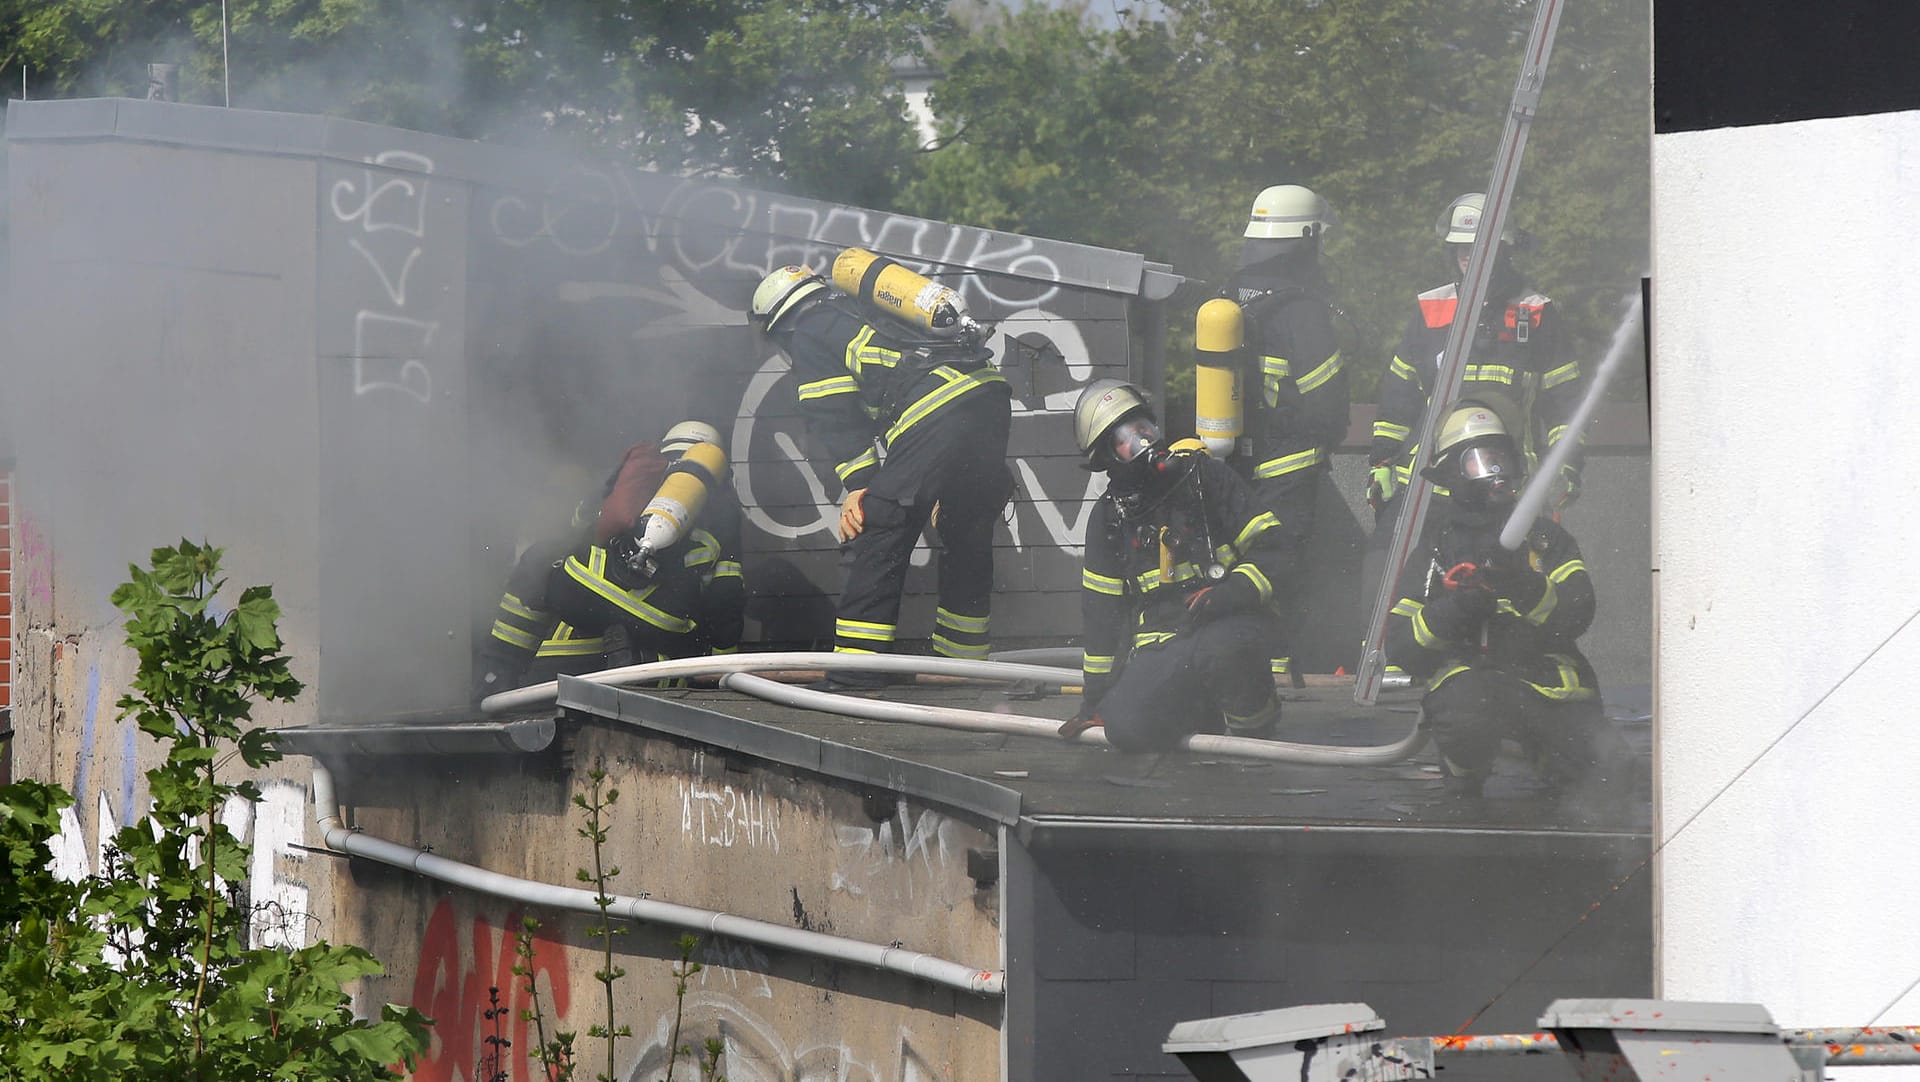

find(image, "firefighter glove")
[1183,574,1261,630]
[1058,708,1105,740]
[1367,463,1398,509]
[837,488,868,543]
[1555,464,1582,512]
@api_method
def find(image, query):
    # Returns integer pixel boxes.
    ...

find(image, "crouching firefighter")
[1058,380,1288,752]
[750,258,1012,686]
[474,422,747,702]
[1385,400,1628,800]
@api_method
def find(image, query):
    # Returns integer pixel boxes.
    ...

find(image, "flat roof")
[557,676,1653,840]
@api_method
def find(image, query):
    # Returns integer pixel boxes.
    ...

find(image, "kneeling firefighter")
[1384,399,1627,800]
[1059,380,1290,752]
[750,256,1012,684]
[474,421,746,701]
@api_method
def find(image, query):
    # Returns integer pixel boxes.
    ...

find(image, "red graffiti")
[411,898,573,1082]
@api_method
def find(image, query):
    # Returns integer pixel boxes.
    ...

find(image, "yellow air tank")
[831,247,980,339]
[1194,297,1246,459]
[632,441,728,567]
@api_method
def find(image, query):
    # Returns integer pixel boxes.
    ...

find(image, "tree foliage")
[905,0,1649,401]
[0,540,429,1080]
[0,0,945,206]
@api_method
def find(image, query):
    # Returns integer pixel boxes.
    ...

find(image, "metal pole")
[1353,0,1566,705]
[221,0,231,107]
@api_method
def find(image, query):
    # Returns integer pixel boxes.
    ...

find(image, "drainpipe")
[307,761,1005,997]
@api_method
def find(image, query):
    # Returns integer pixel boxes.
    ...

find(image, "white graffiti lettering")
[332,150,437,405]
[679,777,782,852]
[45,776,312,950]
[832,799,964,907]
[327,150,433,237]
[351,312,436,404]
[625,992,954,1082]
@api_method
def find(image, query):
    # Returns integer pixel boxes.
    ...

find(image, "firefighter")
[1369,193,1584,520]
[473,421,746,701]
[1058,380,1287,752]
[750,265,1013,685]
[1227,183,1350,683]
[1385,400,1627,801]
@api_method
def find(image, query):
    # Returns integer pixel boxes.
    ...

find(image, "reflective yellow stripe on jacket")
[563,548,695,634]
[885,364,1007,444]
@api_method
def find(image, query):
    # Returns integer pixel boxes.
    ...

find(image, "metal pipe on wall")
[306,761,1006,996]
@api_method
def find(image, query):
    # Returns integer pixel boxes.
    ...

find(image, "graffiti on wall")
[476,172,1124,569]
[329,150,441,404]
[45,733,316,950]
[410,897,573,1082]
[405,897,954,1082]
[680,774,783,852]
[832,798,969,912]
[17,513,54,610]
[622,992,954,1082]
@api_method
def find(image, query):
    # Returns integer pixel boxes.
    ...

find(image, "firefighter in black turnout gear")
[1369,193,1585,517]
[1385,400,1627,801]
[750,263,1013,678]
[474,422,747,702]
[1062,380,1287,752]
[1224,184,1350,681]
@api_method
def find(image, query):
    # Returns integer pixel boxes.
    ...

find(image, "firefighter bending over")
[474,421,746,701]
[1385,400,1627,801]
[750,264,1012,686]
[1059,380,1288,751]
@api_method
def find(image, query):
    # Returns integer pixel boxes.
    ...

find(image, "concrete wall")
[1653,102,1920,1040]
[332,721,1003,1082]
[4,133,335,946]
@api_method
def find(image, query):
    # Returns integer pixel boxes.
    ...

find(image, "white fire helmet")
[750,266,828,331]
[1244,184,1337,240]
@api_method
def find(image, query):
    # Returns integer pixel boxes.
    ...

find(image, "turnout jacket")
[1371,280,1583,485]
[1079,453,1287,707]
[1229,270,1349,485]
[489,472,748,659]
[1386,512,1598,702]
[780,298,1007,493]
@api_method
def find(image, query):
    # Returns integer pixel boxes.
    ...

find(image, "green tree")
[0,540,429,1080]
[0,0,946,207]
[903,0,1648,402]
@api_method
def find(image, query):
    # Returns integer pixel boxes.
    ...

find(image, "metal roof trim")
[559,677,1025,825]
[6,98,1167,297]
[272,717,557,757]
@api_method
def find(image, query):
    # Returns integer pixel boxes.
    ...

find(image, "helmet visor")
[1457,445,1518,486]
[1109,416,1162,464]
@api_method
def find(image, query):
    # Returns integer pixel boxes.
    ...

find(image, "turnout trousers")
[1422,666,1630,799]
[1253,463,1324,679]
[833,386,1014,661]
[1100,614,1280,754]
[539,544,705,683]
